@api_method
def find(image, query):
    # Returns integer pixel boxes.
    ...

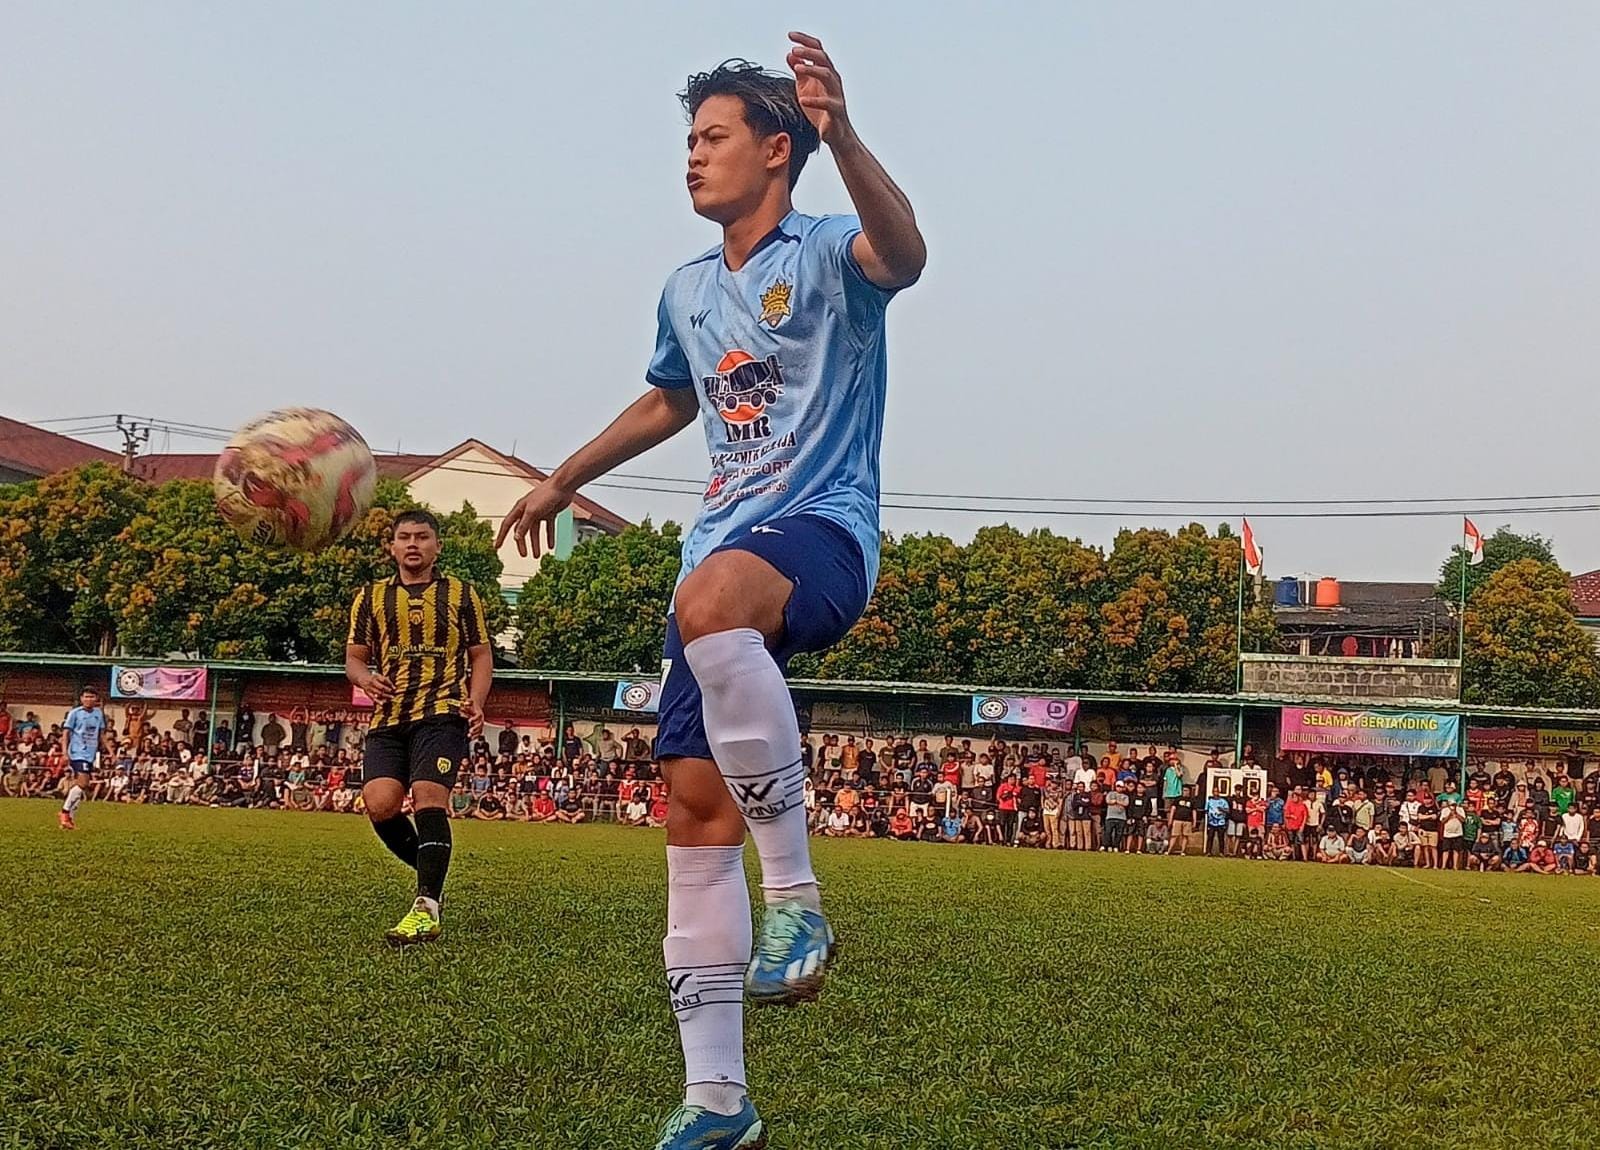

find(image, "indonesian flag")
[1242,518,1262,575]
[1464,517,1484,566]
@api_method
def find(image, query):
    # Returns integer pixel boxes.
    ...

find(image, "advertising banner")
[970,695,1079,734]
[111,665,208,701]
[1280,707,1459,758]
[613,680,663,714]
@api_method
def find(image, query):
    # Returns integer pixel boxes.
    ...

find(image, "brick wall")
[1240,654,1459,703]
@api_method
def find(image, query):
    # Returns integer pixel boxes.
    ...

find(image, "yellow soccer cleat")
[384,897,441,948]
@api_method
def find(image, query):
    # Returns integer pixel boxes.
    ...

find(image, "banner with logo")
[970,695,1079,734]
[1280,707,1459,758]
[614,680,663,714]
[111,665,208,701]
[1469,727,1600,757]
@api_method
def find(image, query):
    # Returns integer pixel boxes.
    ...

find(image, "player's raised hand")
[496,483,573,558]
[787,32,851,145]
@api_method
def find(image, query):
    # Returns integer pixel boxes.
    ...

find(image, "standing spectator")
[1102,781,1130,852]
[1203,787,1230,858]
[1160,753,1183,816]
[1439,801,1466,870]
[1042,777,1066,851]
[1068,783,1092,850]
[1283,789,1309,861]
[1415,794,1440,870]
[996,772,1021,845]
[1169,785,1197,856]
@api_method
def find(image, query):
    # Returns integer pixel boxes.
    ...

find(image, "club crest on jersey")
[703,350,784,443]
[758,279,792,328]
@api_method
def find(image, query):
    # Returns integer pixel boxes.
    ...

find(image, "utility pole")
[116,415,150,474]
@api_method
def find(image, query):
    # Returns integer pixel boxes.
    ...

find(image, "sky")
[3,2,1598,581]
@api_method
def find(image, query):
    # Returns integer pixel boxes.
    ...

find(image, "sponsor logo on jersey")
[758,279,792,328]
[703,350,784,443]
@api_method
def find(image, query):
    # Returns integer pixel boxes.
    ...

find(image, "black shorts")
[362,715,468,789]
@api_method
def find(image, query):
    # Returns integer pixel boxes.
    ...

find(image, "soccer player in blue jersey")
[59,686,109,830]
[498,32,924,1150]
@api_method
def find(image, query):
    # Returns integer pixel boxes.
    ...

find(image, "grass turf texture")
[5,803,1600,1149]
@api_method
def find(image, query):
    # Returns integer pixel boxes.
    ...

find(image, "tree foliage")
[0,467,504,661]
[1462,558,1600,708]
[514,520,684,673]
[520,518,1275,692]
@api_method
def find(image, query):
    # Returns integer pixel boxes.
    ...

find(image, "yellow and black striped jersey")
[347,574,489,730]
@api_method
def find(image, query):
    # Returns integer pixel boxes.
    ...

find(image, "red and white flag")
[1463,517,1484,566]
[1242,518,1262,575]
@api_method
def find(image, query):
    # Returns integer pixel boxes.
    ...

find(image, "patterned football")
[213,408,377,551]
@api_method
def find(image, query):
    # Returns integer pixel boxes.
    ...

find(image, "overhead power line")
[15,412,1600,521]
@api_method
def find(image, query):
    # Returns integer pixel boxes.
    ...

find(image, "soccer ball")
[213,408,377,551]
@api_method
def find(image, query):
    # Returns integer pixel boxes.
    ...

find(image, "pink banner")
[1280,707,1460,758]
[111,665,208,701]
[971,695,1079,734]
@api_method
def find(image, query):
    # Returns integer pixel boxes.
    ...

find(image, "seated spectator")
[1316,829,1349,863]
[555,793,587,823]
[1346,828,1371,865]
[450,782,475,819]
[826,808,852,837]
[1501,842,1530,870]
[1263,825,1293,861]
[622,792,650,827]
[940,808,964,843]
[1368,829,1397,867]
[530,793,558,823]
[1392,825,1419,867]
[647,794,669,828]
[1017,807,1046,849]
[1518,841,1556,874]
[475,791,506,820]
[1576,840,1598,875]
[1144,820,1170,855]
[888,807,915,841]
[915,813,941,843]
[1553,837,1576,873]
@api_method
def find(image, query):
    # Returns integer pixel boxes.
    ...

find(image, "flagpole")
[1235,536,1246,695]
[1457,530,1468,703]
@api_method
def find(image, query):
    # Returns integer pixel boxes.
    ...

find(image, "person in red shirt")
[1520,841,1558,874]
[941,759,962,790]
[996,773,1022,844]
[1465,782,1485,813]
[530,794,557,823]
[648,795,670,828]
[1027,760,1047,792]
[1096,756,1118,789]
[1283,789,1310,861]
[889,807,914,840]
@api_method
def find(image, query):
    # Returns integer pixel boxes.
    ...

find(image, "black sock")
[414,808,452,904]
[372,813,419,869]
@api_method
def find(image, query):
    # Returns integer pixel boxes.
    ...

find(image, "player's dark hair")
[680,59,819,189]
[393,509,440,538]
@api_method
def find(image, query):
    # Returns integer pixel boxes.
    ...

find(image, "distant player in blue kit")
[498,32,925,1150]
[59,686,109,830]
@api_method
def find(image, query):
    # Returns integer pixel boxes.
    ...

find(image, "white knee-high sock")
[664,844,751,1114]
[683,628,819,909]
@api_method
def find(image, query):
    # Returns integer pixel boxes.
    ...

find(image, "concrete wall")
[1240,654,1459,703]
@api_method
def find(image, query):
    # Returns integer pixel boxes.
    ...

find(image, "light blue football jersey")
[646,210,908,590]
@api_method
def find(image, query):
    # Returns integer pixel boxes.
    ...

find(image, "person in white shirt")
[826,808,852,836]
[1072,759,1096,792]
[1562,808,1586,843]
[1317,830,1349,863]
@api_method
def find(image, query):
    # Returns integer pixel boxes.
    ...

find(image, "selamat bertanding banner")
[614,680,662,714]
[970,695,1079,734]
[1280,707,1459,758]
[110,665,208,701]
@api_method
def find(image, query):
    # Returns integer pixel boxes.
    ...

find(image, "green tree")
[514,519,682,671]
[1100,523,1274,692]
[105,476,505,662]
[1462,558,1600,707]
[0,464,149,654]
[962,526,1107,688]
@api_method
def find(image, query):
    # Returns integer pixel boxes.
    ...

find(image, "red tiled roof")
[1571,570,1600,617]
[0,416,121,477]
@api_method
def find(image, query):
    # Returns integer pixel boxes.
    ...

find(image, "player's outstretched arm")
[787,31,926,289]
[496,386,699,557]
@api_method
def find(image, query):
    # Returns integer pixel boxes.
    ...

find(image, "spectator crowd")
[6,702,1600,876]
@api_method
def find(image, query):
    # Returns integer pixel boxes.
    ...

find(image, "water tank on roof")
[1315,577,1342,608]
[1274,576,1300,606]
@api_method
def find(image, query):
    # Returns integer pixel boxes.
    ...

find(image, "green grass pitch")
[5,800,1600,1149]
